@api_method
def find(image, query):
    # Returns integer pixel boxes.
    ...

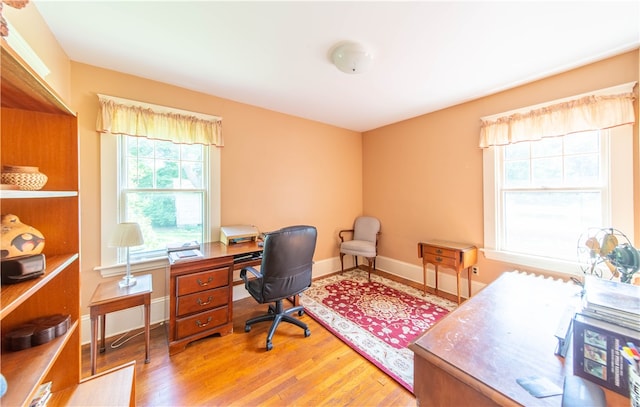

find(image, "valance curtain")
[479,82,637,148]
[96,94,223,146]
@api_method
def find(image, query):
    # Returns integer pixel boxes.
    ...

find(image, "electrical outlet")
[472,266,479,276]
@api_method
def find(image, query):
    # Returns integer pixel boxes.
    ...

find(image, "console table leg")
[422,263,428,295]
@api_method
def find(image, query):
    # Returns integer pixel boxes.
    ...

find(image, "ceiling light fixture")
[331,41,373,74]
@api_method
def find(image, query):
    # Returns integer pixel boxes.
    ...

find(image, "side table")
[417,240,477,304]
[89,274,152,375]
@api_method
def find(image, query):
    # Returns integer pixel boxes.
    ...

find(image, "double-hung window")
[118,135,209,260]
[481,83,636,275]
[97,95,222,272]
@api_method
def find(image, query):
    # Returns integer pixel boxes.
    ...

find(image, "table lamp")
[109,222,144,288]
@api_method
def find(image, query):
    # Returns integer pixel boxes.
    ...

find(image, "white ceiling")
[33,1,639,132]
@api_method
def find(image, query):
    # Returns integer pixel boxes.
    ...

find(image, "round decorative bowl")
[1,165,47,191]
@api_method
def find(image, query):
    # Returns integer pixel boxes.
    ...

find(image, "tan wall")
[364,50,639,285]
[71,62,362,310]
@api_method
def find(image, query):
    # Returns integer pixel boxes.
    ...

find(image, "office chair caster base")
[244,324,251,332]
[304,328,311,337]
[266,340,273,351]
[298,309,304,316]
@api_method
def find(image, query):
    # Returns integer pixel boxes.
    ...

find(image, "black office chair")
[240,225,317,351]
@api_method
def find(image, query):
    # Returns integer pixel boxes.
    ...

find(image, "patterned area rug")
[301,269,456,392]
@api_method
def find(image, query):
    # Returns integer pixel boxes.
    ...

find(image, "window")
[97,95,222,274]
[118,135,209,260]
[483,126,633,274]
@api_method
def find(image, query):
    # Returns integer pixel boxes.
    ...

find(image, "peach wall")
[364,50,639,286]
[70,62,362,311]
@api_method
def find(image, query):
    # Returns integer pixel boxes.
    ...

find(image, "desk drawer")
[425,253,458,268]
[176,306,229,339]
[177,268,229,296]
[424,245,458,259]
[177,287,229,317]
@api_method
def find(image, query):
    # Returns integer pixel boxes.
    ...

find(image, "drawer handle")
[196,317,213,328]
[435,256,443,262]
[197,276,214,286]
[197,296,213,306]
[435,249,443,254]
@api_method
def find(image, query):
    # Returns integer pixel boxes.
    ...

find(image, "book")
[583,275,640,317]
[572,312,640,396]
[168,249,203,263]
[166,241,200,253]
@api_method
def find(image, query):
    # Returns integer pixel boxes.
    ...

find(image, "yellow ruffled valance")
[96,94,223,146]
[479,82,636,148]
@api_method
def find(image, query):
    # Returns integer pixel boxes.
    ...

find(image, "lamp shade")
[331,42,373,74]
[109,222,144,247]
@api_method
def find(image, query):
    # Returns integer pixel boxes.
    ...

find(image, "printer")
[220,225,259,245]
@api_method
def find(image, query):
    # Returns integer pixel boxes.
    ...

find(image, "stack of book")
[572,275,640,397]
[167,241,203,263]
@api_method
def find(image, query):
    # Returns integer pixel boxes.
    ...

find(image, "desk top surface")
[90,273,153,306]
[410,271,628,406]
[418,240,476,251]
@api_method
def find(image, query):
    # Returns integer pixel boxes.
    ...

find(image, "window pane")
[127,157,154,188]
[565,154,599,185]
[182,144,203,161]
[531,137,562,158]
[156,159,179,188]
[504,160,530,187]
[156,139,180,160]
[504,142,529,160]
[502,191,602,260]
[124,191,204,253]
[531,157,562,186]
[181,161,203,188]
[564,131,598,154]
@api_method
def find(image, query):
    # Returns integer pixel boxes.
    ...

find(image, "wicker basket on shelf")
[1,165,48,191]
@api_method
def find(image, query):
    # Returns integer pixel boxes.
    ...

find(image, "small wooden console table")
[409,271,628,406]
[89,273,152,375]
[418,240,477,304]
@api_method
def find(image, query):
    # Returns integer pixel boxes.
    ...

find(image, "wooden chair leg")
[340,252,345,272]
[366,257,374,281]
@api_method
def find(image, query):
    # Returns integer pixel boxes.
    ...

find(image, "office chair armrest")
[240,266,263,283]
[338,229,354,242]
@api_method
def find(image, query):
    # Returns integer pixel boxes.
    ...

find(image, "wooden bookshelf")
[0,40,134,406]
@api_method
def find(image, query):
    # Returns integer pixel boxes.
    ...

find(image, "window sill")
[481,248,583,276]
[94,256,169,278]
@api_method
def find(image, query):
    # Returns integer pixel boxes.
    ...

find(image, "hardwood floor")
[81,293,418,406]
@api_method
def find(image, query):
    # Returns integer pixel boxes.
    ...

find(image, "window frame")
[98,133,221,277]
[482,125,634,275]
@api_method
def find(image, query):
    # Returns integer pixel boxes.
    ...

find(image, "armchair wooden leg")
[340,252,345,272]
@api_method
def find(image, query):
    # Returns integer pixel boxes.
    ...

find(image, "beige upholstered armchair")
[339,216,381,280]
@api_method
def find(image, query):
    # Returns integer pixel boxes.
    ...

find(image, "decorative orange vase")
[1,214,45,258]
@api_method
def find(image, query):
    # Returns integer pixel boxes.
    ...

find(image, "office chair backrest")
[353,216,380,243]
[260,225,317,302]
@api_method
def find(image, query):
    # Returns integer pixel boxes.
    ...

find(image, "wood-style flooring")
[81,283,424,406]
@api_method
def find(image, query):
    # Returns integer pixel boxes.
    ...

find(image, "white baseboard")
[80,255,485,345]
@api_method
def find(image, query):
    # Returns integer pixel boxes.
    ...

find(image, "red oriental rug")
[301,269,456,393]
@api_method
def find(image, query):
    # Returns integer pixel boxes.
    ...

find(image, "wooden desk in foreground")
[409,271,628,406]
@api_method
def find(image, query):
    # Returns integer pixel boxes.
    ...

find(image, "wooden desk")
[167,241,262,355]
[418,240,477,304]
[409,271,628,406]
[89,274,152,375]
